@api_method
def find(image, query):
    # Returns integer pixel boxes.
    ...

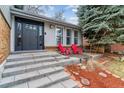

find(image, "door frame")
[15,17,44,51]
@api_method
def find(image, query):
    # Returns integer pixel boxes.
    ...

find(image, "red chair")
[71,44,83,54]
[58,43,71,55]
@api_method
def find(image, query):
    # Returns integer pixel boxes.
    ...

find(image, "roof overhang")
[10,8,80,30]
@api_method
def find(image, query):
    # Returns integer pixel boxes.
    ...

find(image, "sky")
[39,5,79,25]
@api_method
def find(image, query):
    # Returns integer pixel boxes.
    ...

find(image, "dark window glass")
[39,26,43,36]
[74,31,78,37]
[67,37,71,45]
[17,22,22,32]
[14,5,24,10]
[16,22,22,46]
[74,31,78,44]
[66,29,71,45]
[74,38,78,44]
[67,29,71,36]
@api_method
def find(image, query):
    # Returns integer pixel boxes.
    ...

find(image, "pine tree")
[77,5,124,47]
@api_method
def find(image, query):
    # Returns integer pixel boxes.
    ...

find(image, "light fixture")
[50,24,54,29]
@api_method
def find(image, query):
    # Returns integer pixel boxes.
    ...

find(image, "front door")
[22,23,38,50]
[15,17,44,51]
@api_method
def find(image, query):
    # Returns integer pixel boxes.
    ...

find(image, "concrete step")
[7,52,60,62]
[10,50,47,54]
[5,55,67,68]
[48,79,78,88]
[3,57,80,77]
[0,67,64,88]
[37,71,70,88]
[10,72,78,88]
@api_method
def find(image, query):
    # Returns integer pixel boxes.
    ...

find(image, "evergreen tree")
[77,5,124,46]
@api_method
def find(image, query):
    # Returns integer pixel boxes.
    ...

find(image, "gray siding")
[0,5,11,26]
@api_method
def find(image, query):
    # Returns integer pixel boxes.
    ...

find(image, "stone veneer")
[0,11,10,64]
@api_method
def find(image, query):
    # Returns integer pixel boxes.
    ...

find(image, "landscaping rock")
[80,77,90,86]
[98,72,107,77]
[112,74,120,78]
[73,71,79,75]
[81,65,86,69]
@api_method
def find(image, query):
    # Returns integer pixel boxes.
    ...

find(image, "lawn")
[104,61,124,78]
[97,53,124,78]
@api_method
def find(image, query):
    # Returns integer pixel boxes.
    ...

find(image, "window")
[14,5,24,10]
[74,31,78,44]
[17,22,22,31]
[39,26,43,36]
[56,27,63,44]
[66,29,71,45]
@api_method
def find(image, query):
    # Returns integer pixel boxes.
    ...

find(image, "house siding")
[44,22,56,47]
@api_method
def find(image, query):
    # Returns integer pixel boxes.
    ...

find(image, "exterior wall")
[0,5,11,26]
[0,11,10,78]
[111,44,124,52]
[44,22,56,47]
[0,10,10,64]
[10,7,81,51]
[0,6,15,52]
[11,18,82,52]
[44,22,81,51]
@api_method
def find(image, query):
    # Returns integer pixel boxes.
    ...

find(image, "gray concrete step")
[5,55,67,68]
[10,72,78,88]
[10,50,47,54]
[7,52,60,62]
[48,79,78,88]
[0,67,64,88]
[1,51,80,88]
[3,57,80,77]
[38,71,70,88]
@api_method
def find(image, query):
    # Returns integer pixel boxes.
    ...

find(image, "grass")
[105,60,124,78]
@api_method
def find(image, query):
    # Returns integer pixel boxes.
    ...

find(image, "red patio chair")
[71,44,83,54]
[58,43,71,55]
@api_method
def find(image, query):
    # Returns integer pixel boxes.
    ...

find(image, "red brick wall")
[111,44,124,52]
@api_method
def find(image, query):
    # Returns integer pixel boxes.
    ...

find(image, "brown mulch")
[65,64,124,88]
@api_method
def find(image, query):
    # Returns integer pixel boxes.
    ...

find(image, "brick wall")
[0,11,10,64]
[111,44,124,52]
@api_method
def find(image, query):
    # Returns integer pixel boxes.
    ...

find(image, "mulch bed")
[65,64,124,88]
